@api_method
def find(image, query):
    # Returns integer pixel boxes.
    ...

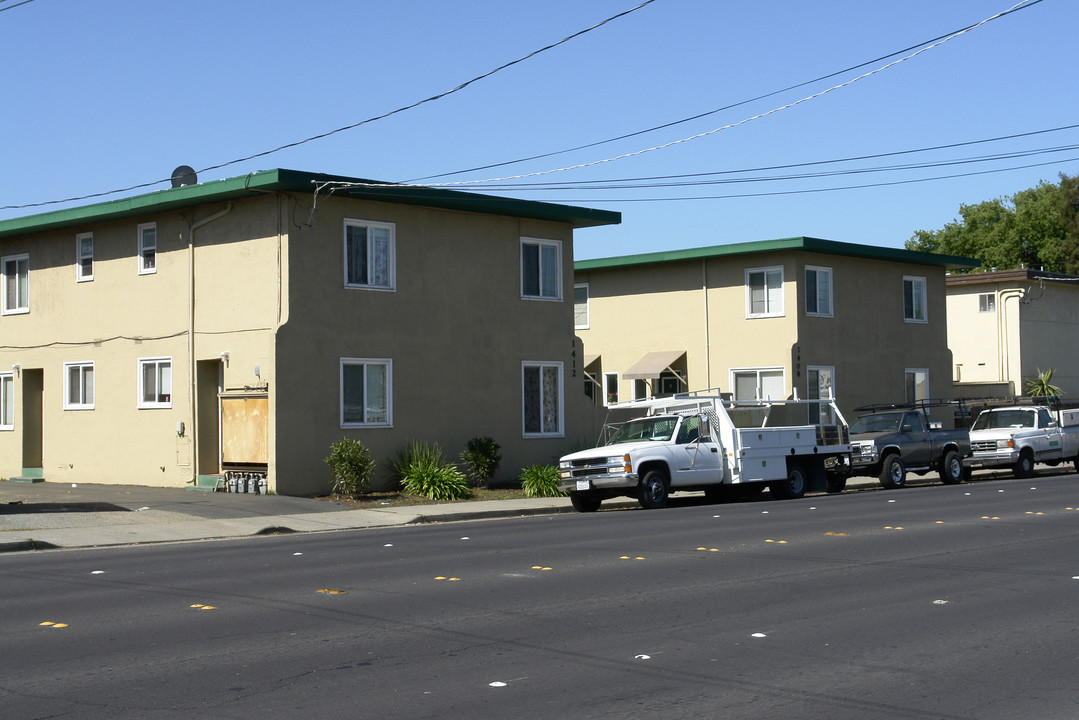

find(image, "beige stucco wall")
[0,197,284,487]
[948,276,1079,397]
[273,195,594,495]
[576,249,954,422]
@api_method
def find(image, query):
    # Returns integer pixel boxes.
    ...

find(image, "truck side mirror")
[698,415,712,441]
[901,424,913,433]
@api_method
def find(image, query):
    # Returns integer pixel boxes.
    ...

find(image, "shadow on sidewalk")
[1,501,131,515]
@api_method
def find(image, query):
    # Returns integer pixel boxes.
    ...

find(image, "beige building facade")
[574,237,975,422]
[947,269,1079,400]
[0,169,619,495]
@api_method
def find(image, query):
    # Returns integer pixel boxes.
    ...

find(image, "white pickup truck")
[558,392,852,512]
[965,404,1079,478]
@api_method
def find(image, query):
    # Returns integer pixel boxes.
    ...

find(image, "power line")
[407,0,1046,183]
[0,0,40,12]
[0,1,658,212]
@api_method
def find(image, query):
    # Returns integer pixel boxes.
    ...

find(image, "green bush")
[459,436,502,487]
[519,464,564,498]
[393,441,471,501]
[324,438,375,497]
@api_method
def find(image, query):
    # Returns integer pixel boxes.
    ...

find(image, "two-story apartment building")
[0,169,619,495]
[947,269,1079,400]
[573,237,976,422]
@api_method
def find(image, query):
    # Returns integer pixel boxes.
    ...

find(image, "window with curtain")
[732,368,785,401]
[76,233,94,282]
[138,357,172,408]
[523,362,563,436]
[521,238,562,300]
[138,223,156,275]
[746,266,783,317]
[341,358,392,427]
[904,276,927,322]
[344,220,395,290]
[64,361,95,410]
[905,368,929,402]
[0,373,13,430]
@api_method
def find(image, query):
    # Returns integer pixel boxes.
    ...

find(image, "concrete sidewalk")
[0,477,883,553]
[0,480,619,553]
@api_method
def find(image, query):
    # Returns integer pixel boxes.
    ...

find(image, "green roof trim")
[0,168,620,238]
[575,236,979,271]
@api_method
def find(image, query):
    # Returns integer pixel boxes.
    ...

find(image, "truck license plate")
[576,480,591,491]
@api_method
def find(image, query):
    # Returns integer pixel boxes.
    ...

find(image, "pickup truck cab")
[965,405,1079,478]
[849,406,970,489]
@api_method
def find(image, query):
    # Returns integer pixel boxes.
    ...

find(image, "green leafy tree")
[906,174,1077,273]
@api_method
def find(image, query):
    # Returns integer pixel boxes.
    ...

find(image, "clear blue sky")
[1,0,1075,260]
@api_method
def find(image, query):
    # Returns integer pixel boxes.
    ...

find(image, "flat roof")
[0,169,621,239]
[575,236,978,271]
[946,268,1079,286]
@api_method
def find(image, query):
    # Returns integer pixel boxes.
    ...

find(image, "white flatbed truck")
[558,391,852,512]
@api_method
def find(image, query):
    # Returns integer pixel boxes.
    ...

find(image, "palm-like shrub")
[324,438,375,497]
[393,441,471,501]
[460,436,502,487]
[519,464,564,498]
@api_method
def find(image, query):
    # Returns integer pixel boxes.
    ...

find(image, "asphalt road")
[3,472,1079,719]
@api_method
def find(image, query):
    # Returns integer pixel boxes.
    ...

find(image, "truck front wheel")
[879,455,906,489]
[570,493,602,513]
[1013,449,1035,479]
[939,450,963,485]
[637,469,670,509]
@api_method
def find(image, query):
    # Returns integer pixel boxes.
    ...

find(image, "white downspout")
[996,287,1025,393]
[702,259,711,389]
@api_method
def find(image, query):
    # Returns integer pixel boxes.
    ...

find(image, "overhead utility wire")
[0,0,39,13]
[389,0,1042,190]
[460,123,1079,189]
[0,0,657,211]
[408,0,1046,183]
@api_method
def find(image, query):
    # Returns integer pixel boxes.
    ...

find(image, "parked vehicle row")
[559,393,1079,512]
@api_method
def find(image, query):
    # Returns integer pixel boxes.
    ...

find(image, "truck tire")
[570,493,602,513]
[770,465,807,500]
[1012,449,1035,479]
[879,454,906,489]
[826,474,847,494]
[637,469,670,509]
[939,450,963,485]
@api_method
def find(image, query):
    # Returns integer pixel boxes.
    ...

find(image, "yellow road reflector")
[317,588,347,594]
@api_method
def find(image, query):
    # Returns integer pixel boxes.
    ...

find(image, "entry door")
[22,369,43,470]
[807,366,835,424]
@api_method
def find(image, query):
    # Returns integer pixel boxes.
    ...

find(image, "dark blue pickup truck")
[848,404,971,489]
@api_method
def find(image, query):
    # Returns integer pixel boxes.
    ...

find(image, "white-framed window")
[63,361,95,410]
[731,367,785,401]
[746,266,784,318]
[138,357,172,408]
[2,253,29,315]
[905,368,929,402]
[573,283,589,329]
[76,232,94,282]
[603,371,619,406]
[138,223,157,275]
[805,266,832,317]
[344,219,395,291]
[522,361,563,436]
[340,358,392,427]
[903,276,927,323]
[0,372,13,430]
[978,293,995,312]
[521,238,562,301]
[634,378,649,401]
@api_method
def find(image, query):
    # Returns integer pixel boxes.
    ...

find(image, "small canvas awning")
[622,351,686,380]
[583,355,600,368]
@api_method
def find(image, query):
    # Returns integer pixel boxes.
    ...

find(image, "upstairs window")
[76,233,94,282]
[979,293,995,312]
[138,357,172,408]
[521,238,561,300]
[2,254,29,314]
[64,361,95,410]
[573,283,589,328]
[903,276,927,322]
[746,267,783,318]
[344,220,395,290]
[805,266,832,317]
[138,223,157,275]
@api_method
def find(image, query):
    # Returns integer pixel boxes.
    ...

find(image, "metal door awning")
[623,350,686,381]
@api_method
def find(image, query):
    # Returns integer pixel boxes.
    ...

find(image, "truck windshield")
[607,417,678,445]
[972,410,1035,430]
[850,412,904,434]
